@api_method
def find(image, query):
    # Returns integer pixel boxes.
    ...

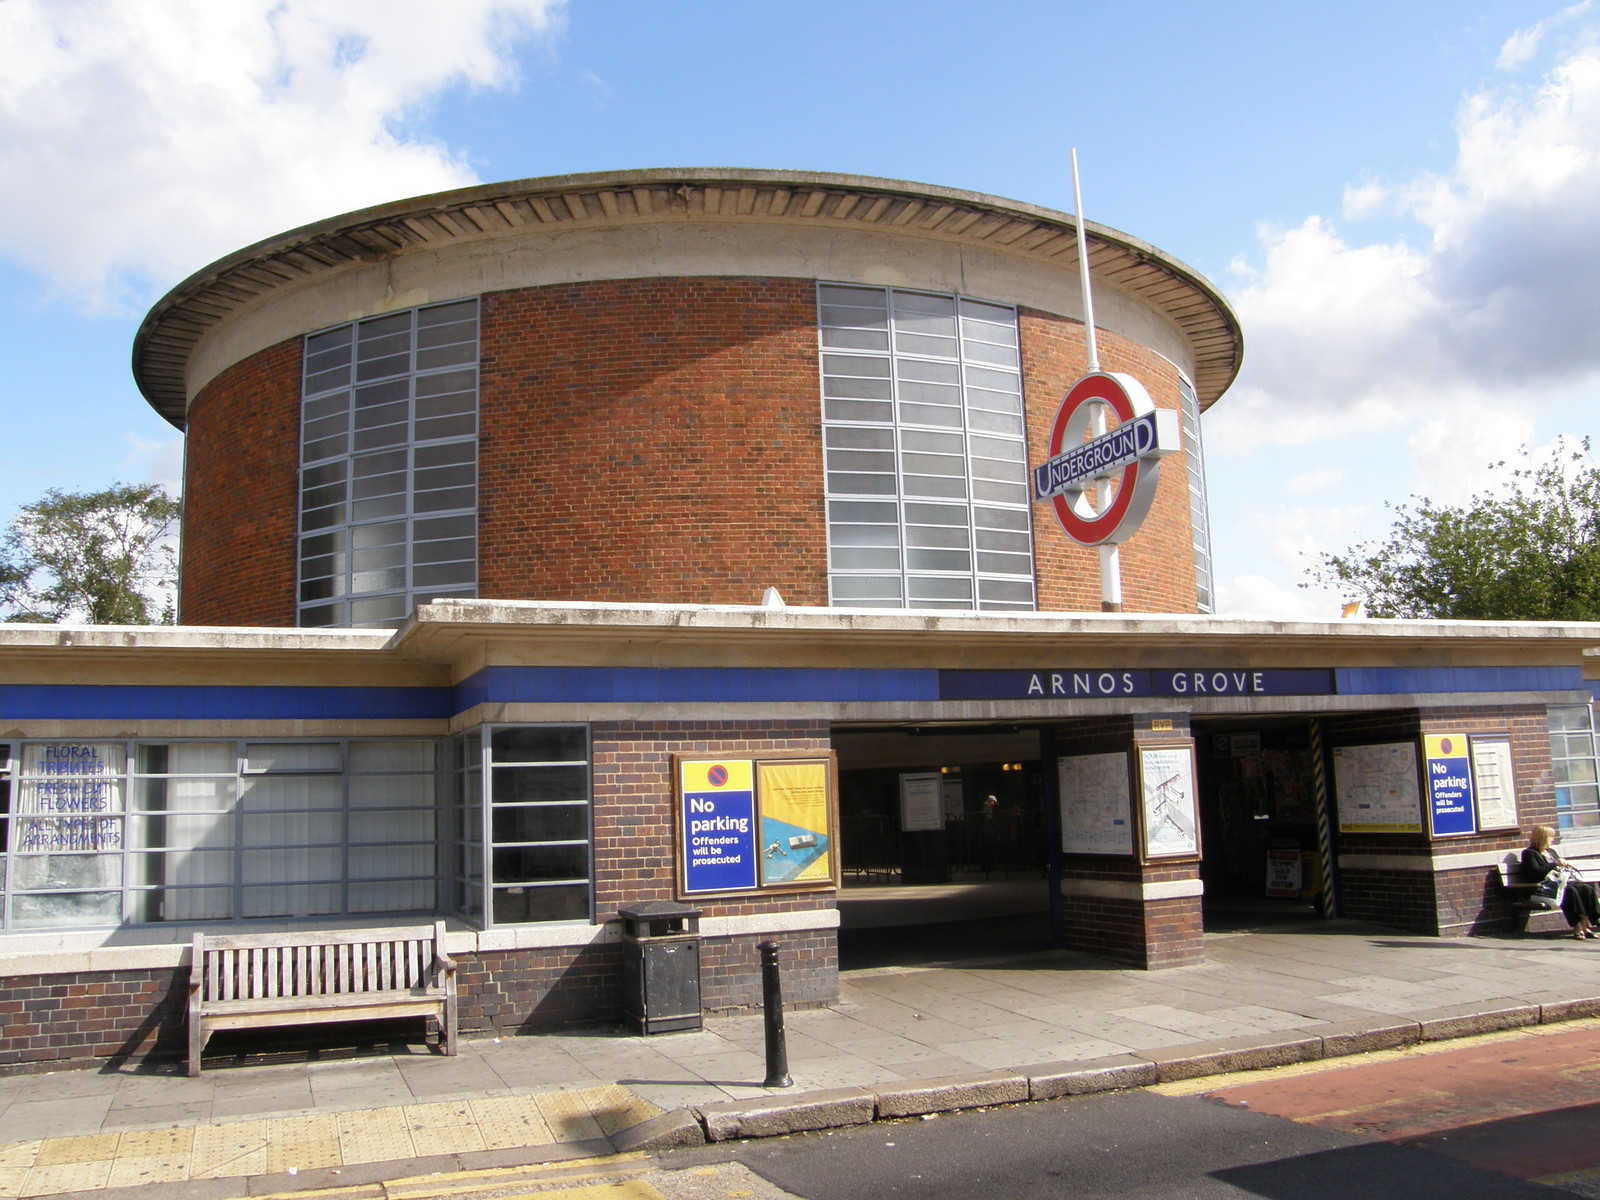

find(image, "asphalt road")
[662,1027,1600,1200]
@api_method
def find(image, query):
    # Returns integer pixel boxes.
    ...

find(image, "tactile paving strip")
[0,1084,660,1194]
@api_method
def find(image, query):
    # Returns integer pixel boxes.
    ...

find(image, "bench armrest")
[431,919,457,982]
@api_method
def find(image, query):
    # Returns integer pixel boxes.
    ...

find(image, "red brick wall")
[477,278,830,607]
[1053,715,1205,967]
[0,929,837,1074]
[176,279,1205,624]
[1020,309,1200,613]
[1326,705,1555,936]
[0,967,186,1073]
[179,338,301,626]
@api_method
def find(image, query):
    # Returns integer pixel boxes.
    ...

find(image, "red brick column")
[1055,717,1205,968]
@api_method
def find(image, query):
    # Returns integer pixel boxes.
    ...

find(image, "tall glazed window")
[818,285,1035,611]
[1177,373,1215,613]
[486,726,591,925]
[299,300,480,628]
[1551,705,1600,830]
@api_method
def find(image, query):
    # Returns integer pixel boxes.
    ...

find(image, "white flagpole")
[1071,149,1121,612]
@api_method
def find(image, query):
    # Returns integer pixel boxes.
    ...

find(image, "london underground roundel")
[1032,372,1181,547]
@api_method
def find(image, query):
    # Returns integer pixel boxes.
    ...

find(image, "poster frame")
[1135,740,1201,862]
[1332,741,1424,833]
[1468,733,1520,832]
[1057,748,1135,857]
[673,750,840,899]
[899,772,945,833]
[1422,732,1478,839]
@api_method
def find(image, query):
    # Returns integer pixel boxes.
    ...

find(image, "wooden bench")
[1495,856,1590,934]
[1496,859,1548,909]
[188,921,457,1076]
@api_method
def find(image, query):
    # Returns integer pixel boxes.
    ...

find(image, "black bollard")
[759,940,792,1088]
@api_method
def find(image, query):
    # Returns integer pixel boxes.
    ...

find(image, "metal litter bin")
[618,901,703,1035]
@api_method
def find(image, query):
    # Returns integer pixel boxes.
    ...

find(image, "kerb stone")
[1146,1033,1323,1083]
[1026,1055,1158,1100]
[874,1071,1028,1118]
[696,1087,876,1142]
[610,1108,706,1152]
[1416,1003,1539,1042]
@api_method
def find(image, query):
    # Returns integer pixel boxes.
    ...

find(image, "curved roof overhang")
[132,168,1243,429]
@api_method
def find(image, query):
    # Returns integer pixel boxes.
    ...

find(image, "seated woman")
[1524,825,1600,940]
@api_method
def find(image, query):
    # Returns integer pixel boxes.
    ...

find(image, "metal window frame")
[1550,704,1600,829]
[475,725,595,929]
[1176,372,1214,614]
[0,738,442,931]
[297,299,481,629]
[817,283,1036,613]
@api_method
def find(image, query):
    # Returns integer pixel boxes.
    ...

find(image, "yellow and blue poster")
[681,759,758,893]
[757,760,833,886]
[1423,734,1477,837]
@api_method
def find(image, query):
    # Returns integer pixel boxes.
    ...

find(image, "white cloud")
[1406,400,1538,505]
[0,0,564,311]
[1286,468,1344,496]
[1213,573,1334,620]
[1498,0,1593,69]
[1213,24,1600,468]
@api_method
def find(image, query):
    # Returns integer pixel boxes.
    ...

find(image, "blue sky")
[1,0,1596,617]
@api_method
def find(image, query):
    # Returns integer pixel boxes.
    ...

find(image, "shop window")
[1551,705,1600,830]
[0,739,439,930]
[1178,373,1215,613]
[10,743,125,929]
[818,285,1036,611]
[298,300,479,629]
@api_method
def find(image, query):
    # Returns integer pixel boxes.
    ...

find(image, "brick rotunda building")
[0,170,1591,1074]
[145,169,1236,628]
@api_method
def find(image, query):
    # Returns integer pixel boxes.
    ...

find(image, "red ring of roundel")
[1048,373,1141,546]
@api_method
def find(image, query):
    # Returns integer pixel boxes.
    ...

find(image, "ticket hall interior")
[831,716,1329,973]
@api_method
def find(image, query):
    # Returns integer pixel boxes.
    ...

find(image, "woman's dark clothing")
[1523,847,1600,927]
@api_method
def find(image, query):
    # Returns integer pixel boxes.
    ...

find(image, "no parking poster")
[676,753,839,896]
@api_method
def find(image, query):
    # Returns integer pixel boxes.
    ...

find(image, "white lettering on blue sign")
[1034,412,1162,501]
[1026,671,1136,696]
[1165,671,1267,695]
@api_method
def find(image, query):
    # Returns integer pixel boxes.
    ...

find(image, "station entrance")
[831,724,1050,969]
[832,716,1337,969]
[1190,717,1330,930]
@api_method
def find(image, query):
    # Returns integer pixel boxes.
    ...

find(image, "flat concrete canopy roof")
[5,601,1597,687]
[132,168,1243,427]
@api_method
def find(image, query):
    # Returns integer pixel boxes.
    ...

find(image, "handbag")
[1532,868,1568,909]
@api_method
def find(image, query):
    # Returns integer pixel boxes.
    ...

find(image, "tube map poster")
[758,760,833,886]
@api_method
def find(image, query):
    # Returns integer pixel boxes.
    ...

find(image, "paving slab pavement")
[5,919,1600,1196]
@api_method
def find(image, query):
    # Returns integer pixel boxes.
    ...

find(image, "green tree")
[1307,441,1600,620]
[0,483,181,625]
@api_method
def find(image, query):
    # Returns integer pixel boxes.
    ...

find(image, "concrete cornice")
[392,599,1600,676]
[0,606,1595,684]
[132,167,1242,425]
[0,624,439,687]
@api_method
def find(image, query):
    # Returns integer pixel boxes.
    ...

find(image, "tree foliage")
[0,483,181,625]
[1307,441,1600,621]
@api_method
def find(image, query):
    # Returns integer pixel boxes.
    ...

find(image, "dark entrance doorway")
[831,725,1051,969]
[1192,717,1328,928]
